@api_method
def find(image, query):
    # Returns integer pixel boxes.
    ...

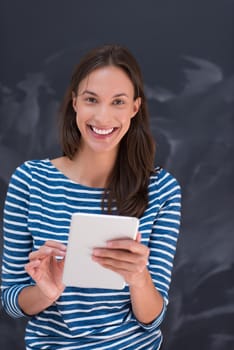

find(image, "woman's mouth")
[89,125,116,135]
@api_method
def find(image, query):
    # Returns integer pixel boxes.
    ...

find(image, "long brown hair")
[60,44,156,218]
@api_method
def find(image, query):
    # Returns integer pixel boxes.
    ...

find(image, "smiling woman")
[72,66,140,156]
[59,45,156,216]
[1,44,181,350]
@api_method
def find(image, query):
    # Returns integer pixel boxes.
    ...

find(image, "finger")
[45,240,67,251]
[25,259,41,270]
[93,248,148,269]
[92,256,133,271]
[93,248,137,263]
[25,259,41,278]
[106,239,149,255]
[29,245,66,261]
[136,232,141,243]
[92,255,147,274]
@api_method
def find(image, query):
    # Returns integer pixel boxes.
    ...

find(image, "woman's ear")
[132,97,141,118]
[72,91,77,112]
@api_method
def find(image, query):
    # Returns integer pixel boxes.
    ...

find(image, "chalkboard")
[1,1,234,349]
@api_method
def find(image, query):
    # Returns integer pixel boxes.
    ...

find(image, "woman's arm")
[93,234,164,324]
[129,267,164,324]
[131,175,182,325]
[1,163,34,317]
[18,284,58,316]
[92,174,181,326]
[1,163,66,317]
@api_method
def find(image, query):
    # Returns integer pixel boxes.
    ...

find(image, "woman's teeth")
[91,126,114,135]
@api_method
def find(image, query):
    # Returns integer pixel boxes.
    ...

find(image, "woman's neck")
[53,149,117,188]
[72,150,116,188]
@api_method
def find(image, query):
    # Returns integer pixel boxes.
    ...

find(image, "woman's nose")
[94,104,112,124]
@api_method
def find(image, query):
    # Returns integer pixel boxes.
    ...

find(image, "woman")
[1,44,181,349]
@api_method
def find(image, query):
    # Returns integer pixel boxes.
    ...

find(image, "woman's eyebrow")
[81,90,129,98]
[81,90,98,96]
[113,93,129,98]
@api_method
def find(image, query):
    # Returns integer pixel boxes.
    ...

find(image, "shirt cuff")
[1,284,33,318]
[128,298,167,331]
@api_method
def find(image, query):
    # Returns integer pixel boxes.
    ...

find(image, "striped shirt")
[1,159,181,349]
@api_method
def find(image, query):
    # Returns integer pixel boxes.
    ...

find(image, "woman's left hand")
[92,233,149,287]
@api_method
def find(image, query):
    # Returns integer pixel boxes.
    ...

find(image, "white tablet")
[62,212,139,289]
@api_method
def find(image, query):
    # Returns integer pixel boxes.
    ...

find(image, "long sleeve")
[1,162,34,318]
[149,173,181,304]
[134,170,181,330]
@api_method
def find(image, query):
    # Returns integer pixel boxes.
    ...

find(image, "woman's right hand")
[25,240,67,302]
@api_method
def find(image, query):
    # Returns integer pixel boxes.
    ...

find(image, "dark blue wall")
[1,1,234,349]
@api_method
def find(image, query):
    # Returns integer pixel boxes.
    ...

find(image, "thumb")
[136,232,141,242]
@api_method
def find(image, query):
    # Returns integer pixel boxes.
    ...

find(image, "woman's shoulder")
[6,159,54,192]
[149,166,181,194]
[11,158,55,180]
[15,158,52,172]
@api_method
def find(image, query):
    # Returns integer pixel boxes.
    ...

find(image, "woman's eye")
[113,99,124,105]
[86,97,97,103]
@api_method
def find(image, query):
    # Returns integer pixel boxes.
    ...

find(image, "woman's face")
[72,65,141,157]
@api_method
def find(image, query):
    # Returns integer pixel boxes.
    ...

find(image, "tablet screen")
[62,213,139,289]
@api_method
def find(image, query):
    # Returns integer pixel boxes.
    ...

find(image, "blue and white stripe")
[1,159,181,349]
